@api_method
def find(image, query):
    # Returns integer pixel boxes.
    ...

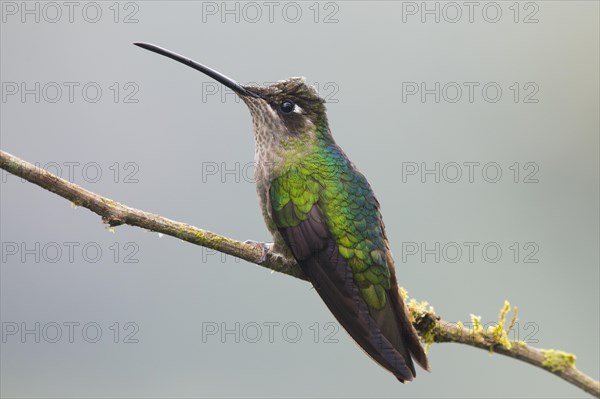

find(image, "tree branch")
[1,149,598,398]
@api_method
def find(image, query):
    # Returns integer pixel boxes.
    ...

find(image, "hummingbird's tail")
[384,267,431,376]
[380,238,431,378]
[298,238,429,382]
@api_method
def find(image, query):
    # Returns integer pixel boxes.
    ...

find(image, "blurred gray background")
[1,1,598,397]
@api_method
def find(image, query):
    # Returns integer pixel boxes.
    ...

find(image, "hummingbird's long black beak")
[134,42,259,98]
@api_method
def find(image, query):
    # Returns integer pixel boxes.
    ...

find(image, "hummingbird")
[135,42,430,382]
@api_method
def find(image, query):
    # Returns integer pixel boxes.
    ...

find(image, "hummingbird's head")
[134,43,331,146]
[240,78,328,143]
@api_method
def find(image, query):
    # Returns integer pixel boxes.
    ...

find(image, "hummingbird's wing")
[269,162,429,382]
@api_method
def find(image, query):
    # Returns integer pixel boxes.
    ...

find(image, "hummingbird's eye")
[280,100,295,114]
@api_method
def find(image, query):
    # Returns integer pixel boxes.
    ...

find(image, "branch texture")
[1,149,598,398]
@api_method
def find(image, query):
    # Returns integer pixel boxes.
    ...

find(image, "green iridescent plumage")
[270,137,391,309]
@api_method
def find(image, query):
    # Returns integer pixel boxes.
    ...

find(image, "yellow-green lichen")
[407,297,437,351]
[508,306,518,332]
[399,286,408,301]
[408,298,435,322]
[541,349,576,373]
[420,323,437,352]
[470,314,483,335]
[489,300,513,350]
[468,301,519,351]
[180,227,209,244]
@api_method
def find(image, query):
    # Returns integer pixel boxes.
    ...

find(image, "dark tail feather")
[370,293,417,378]
[383,226,430,373]
[388,282,430,372]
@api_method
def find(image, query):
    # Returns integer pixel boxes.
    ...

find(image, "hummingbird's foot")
[244,240,273,264]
